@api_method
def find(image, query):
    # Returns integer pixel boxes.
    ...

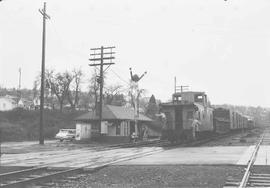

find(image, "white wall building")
[0,96,17,111]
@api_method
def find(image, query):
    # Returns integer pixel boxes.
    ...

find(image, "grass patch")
[0,108,85,142]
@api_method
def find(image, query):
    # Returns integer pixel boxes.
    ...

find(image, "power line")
[110,68,130,85]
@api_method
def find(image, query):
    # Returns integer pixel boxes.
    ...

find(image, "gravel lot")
[252,165,270,174]
[199,129,262,147]
[54,165,244,188]
[0,129,262,187]
[0,166,30,174]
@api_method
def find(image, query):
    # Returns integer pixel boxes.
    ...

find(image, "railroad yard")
[2,1,270,187]
[0,128,268,188]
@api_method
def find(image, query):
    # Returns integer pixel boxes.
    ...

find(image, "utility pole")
[17,68,22,104]
[0,128,2,168]
[174,76,176,94]
[174,77,189,93]
[89,46,115,134]
[39,2,50,145]
[180,85,189,93]
[18,68,21,91]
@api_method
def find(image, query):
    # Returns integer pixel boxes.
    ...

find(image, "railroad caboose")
[160,91,214,143]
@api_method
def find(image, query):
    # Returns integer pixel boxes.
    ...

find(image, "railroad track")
[0,131,250,187]
[0,166,83,188]
[0,145,165,188]
[224,129,270,188]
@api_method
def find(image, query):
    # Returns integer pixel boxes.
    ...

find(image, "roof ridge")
[105,105,118,119]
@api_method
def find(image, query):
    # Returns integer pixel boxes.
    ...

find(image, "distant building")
[0,95,35,111]
[18,98,34,110]
[0,95,17,111]
[75,105,152,143]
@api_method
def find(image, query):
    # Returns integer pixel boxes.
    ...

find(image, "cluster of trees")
[32,68,129,112]
[0,68,151,113]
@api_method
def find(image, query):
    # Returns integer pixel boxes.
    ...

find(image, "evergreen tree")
[146,94,159,119]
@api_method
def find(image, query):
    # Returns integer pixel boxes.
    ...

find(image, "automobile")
[55,129,76,142]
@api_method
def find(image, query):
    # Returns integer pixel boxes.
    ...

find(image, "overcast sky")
[1,0,270,107]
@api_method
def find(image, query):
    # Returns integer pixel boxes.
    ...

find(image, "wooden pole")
[39,2,50,145]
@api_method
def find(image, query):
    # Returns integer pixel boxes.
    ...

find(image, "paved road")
[117,146,249,165]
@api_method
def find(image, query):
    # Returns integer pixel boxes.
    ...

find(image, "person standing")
[191,118,200,140]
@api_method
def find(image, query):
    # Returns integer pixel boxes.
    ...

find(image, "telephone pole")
[89,46,115,134]
[17,68,22,102]
[174,77,189,93]
[39,2,50,145]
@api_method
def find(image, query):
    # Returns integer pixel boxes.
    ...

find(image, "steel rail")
[0,146,165,188]
[0,166,47,178]
[1,167,83,188]
[238,134,265,188]
[1,131,246,188]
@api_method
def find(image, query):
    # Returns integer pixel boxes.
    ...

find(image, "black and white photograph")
[1,0,270,187]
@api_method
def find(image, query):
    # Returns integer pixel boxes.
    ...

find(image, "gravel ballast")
[54,165,244,188]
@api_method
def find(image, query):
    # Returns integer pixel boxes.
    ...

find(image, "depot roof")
[75,105,152,122]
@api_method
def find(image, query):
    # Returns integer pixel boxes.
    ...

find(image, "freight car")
[213,108,231,134]
[213,108,251,135]
[247,118,255,129]
[160,91,214,143]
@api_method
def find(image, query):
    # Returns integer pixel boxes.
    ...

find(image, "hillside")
[0,108,86,142]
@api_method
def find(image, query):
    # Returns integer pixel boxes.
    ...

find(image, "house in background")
[0,95,17,111]
[18,98,34,110]
[75,105,152,143]
[0,95,35,111]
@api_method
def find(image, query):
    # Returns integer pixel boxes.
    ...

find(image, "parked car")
[55,129,76,141]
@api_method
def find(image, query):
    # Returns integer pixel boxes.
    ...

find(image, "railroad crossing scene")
[1,0,270,188]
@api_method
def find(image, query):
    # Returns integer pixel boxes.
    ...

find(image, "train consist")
[213,107,254,134]
[160,91,255,143]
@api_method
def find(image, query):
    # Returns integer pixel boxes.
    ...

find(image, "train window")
[195,95,203,103]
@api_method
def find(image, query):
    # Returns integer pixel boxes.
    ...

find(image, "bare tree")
[46,70,73,112]
[104,84,126,106]
[33,75,40,99]
[88,69,100,110]
[33,72,54,108]
[67,69,83,110]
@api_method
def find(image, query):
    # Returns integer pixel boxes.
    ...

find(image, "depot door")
[130,121,135,134]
